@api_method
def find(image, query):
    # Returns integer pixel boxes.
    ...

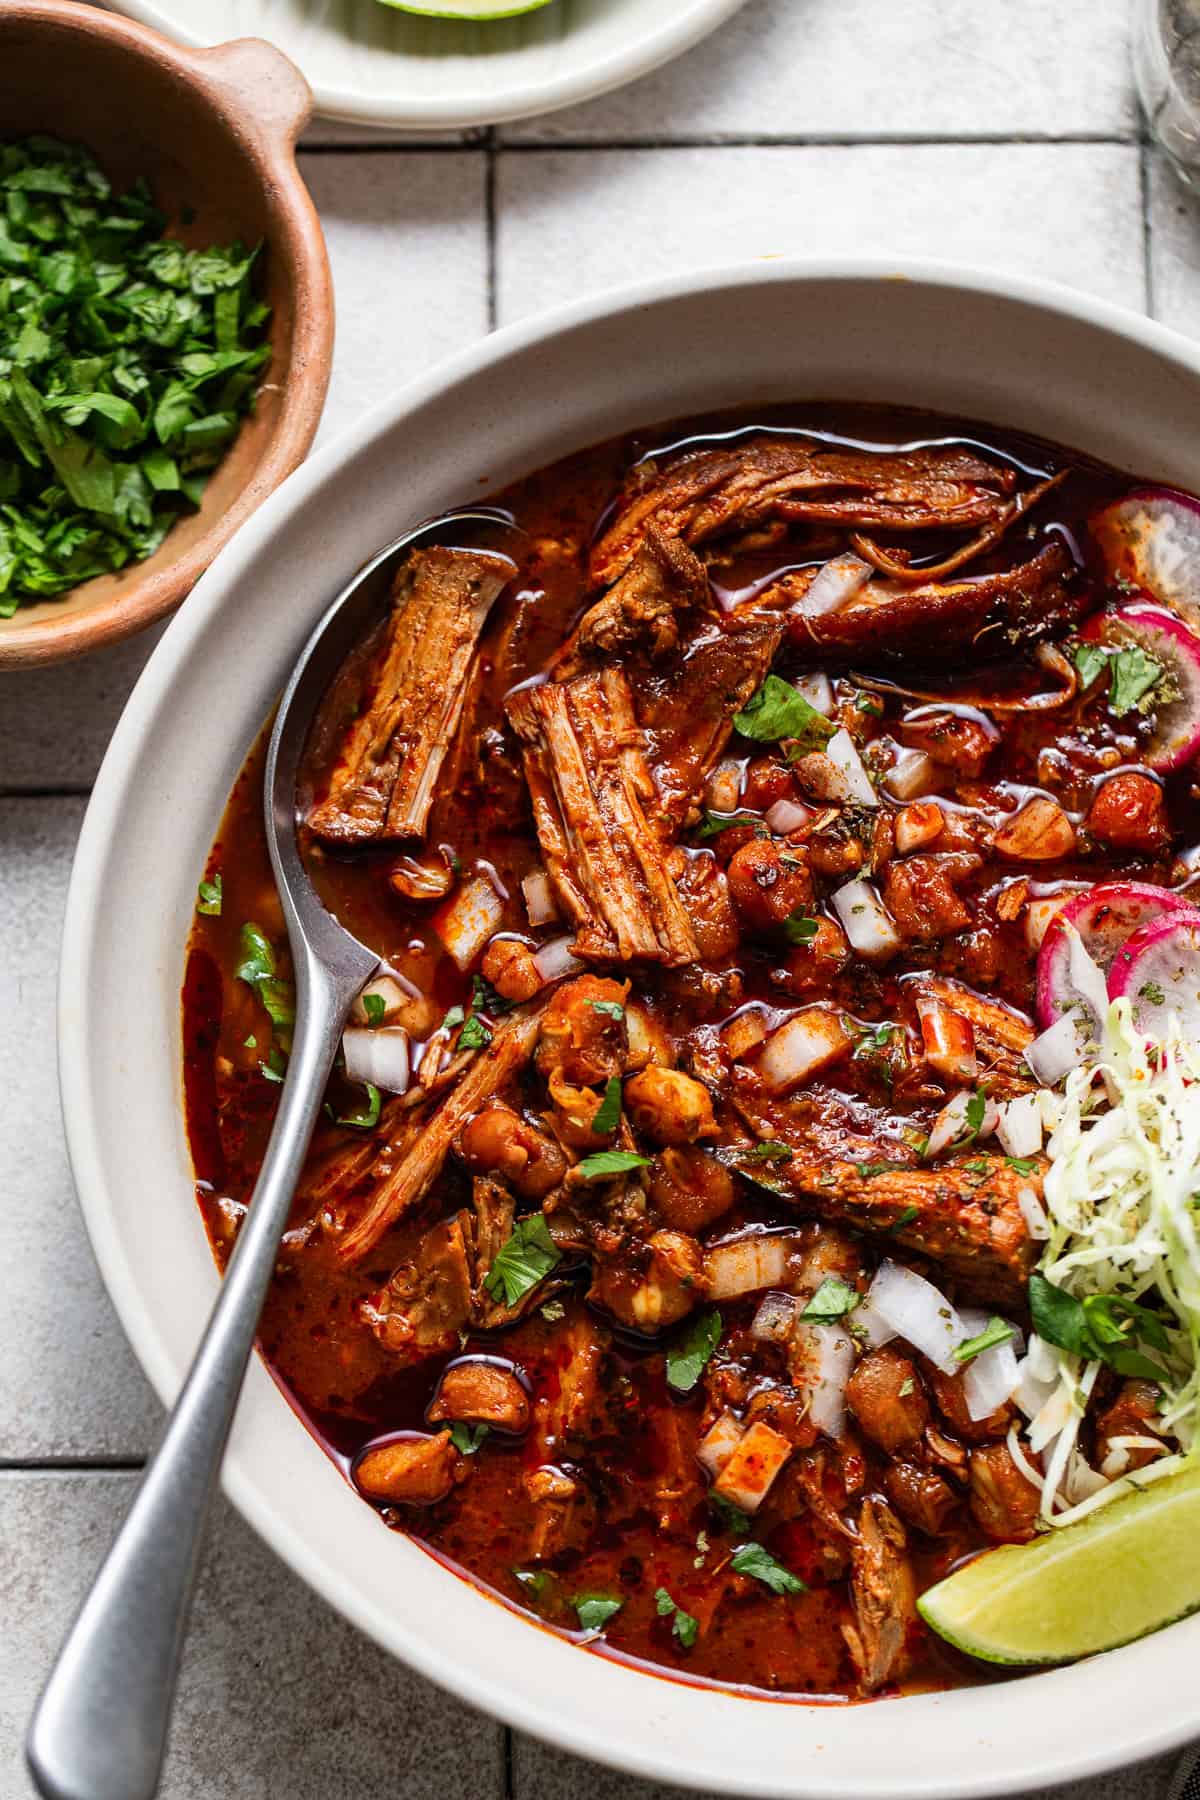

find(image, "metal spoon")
[27,509,517,1800]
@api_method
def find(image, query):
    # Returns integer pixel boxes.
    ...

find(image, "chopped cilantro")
[891,1204,920,1228]
[783,911,820,943]
[697,809,762,839]
[458,1013,492,1051]
[195,874,222,916]
[802,1277,859,1322]
[709,1492,752,1537]
[362,992,387,1027]
[513,1568,554,1607]
[666,1307,722,1393]
[1139,980,1167,1007]
[856,1160,907,1179]
[898,1376,915,1397]
[730,1541,807,1595]
[337,1082,382,1131]
[442,1004,466,1031]
[574,1595,623,1632]
[1071,641,1109,690]
[745,1140,792,1163]
[259,1045,287,1085]
[733,674,836,750]
[235,921,275,988]
[588,999,625,1020]
[1005,1155,1040,1176]
[953,1317,1015,1363]
[540,1298,566,1324]
[471,972,514,1016]
[0,135,271,612]
[654,1587,699,1649]
[576,1149,648,1181]
[1029,1274,1169,1381]
[964,1089,988,1138]
[449,1422,489,1455]
[591,1075,623,1136]
[484,1213,561,1307]
[1108,645,1166,716]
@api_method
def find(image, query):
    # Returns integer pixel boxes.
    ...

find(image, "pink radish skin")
[1035,881,1200,1030]
[1091,487,1200,630]
[1078,602,1200,772]
[1107,914,1200,1039]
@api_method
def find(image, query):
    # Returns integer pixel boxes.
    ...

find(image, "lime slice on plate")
[375,0,555,16]
[919,1461,1200,1665]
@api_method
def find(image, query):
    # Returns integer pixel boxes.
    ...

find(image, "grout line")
[1140,136,1157,318]
[0,786,91,801]
[485,128,499,333]
[298,129,1135,155]
[0,1458,145,1474]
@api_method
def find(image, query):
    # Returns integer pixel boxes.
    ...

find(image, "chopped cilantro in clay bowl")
[0,3,333,666]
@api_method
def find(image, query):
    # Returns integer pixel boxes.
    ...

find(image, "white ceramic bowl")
[105,0,751,129]
[62,261,1200,1798]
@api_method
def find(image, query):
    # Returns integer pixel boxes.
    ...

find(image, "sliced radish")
[1037,880,1200,1029]
[1091,486,1200,630]
[1079,603,1200,770]
[1106,913,1200,1038]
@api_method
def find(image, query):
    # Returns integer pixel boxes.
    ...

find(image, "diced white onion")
[795,552,873,618]
[1024,892,1081,951]
[752,1291,801,1343]
[434,876,504,971]
[521,868,559,928]
[706,1233,793,1299]
[925,1088,998,1160]
[1026,1331,1059,1383]
[758,1006,851,1094]
[696,1411,744,1478]
[341,1025,410,1095]
[705,757,744,814]
[994,1094,1043,1159]
[1017,1186,1050,1240]
[963,1336,1020,1422]
[793,1322,856,1438]
[1025,1013,1085,1086]
[532,934,584,983]
[883,746,937,801]
[711,1421,793,1513]
[765,798,814,835]
[865,1259,966,1374]
[831,879,900,962]
[350,974,410,1026]
[895,801,944,854]
[848,1295,897,1349]
[824,728,878,806]
[794,672,835,715]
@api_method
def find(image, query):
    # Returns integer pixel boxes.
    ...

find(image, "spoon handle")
[27,957,350,1800]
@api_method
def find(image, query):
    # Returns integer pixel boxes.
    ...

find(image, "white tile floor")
[2,0,1198,1794]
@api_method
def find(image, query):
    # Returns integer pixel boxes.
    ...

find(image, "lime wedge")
[919,1461,1200,1665]
[375,0,555,16]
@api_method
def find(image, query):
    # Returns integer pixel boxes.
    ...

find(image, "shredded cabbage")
[1027,998,1200,1524]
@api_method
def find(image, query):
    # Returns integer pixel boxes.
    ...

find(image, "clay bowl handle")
[190,36,314,161]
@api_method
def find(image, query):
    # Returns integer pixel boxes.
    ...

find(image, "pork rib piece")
[782,539,1083,667]
[777,1154,1036,1308]
[555,527,710,677]
[507,667,700,966]
[639,610,784,825]
[591,437,1018,586]
[308,545,513,846]
[337,1008,543,1264]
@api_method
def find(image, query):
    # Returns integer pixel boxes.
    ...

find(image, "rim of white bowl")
[105,0,752,128]
[59,257,1200,1797]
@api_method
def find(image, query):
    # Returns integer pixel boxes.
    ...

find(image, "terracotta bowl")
[0,2,334,667]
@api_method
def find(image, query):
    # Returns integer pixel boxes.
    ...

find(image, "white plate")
[62,261,1200,1797]
[105,0,751,128]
